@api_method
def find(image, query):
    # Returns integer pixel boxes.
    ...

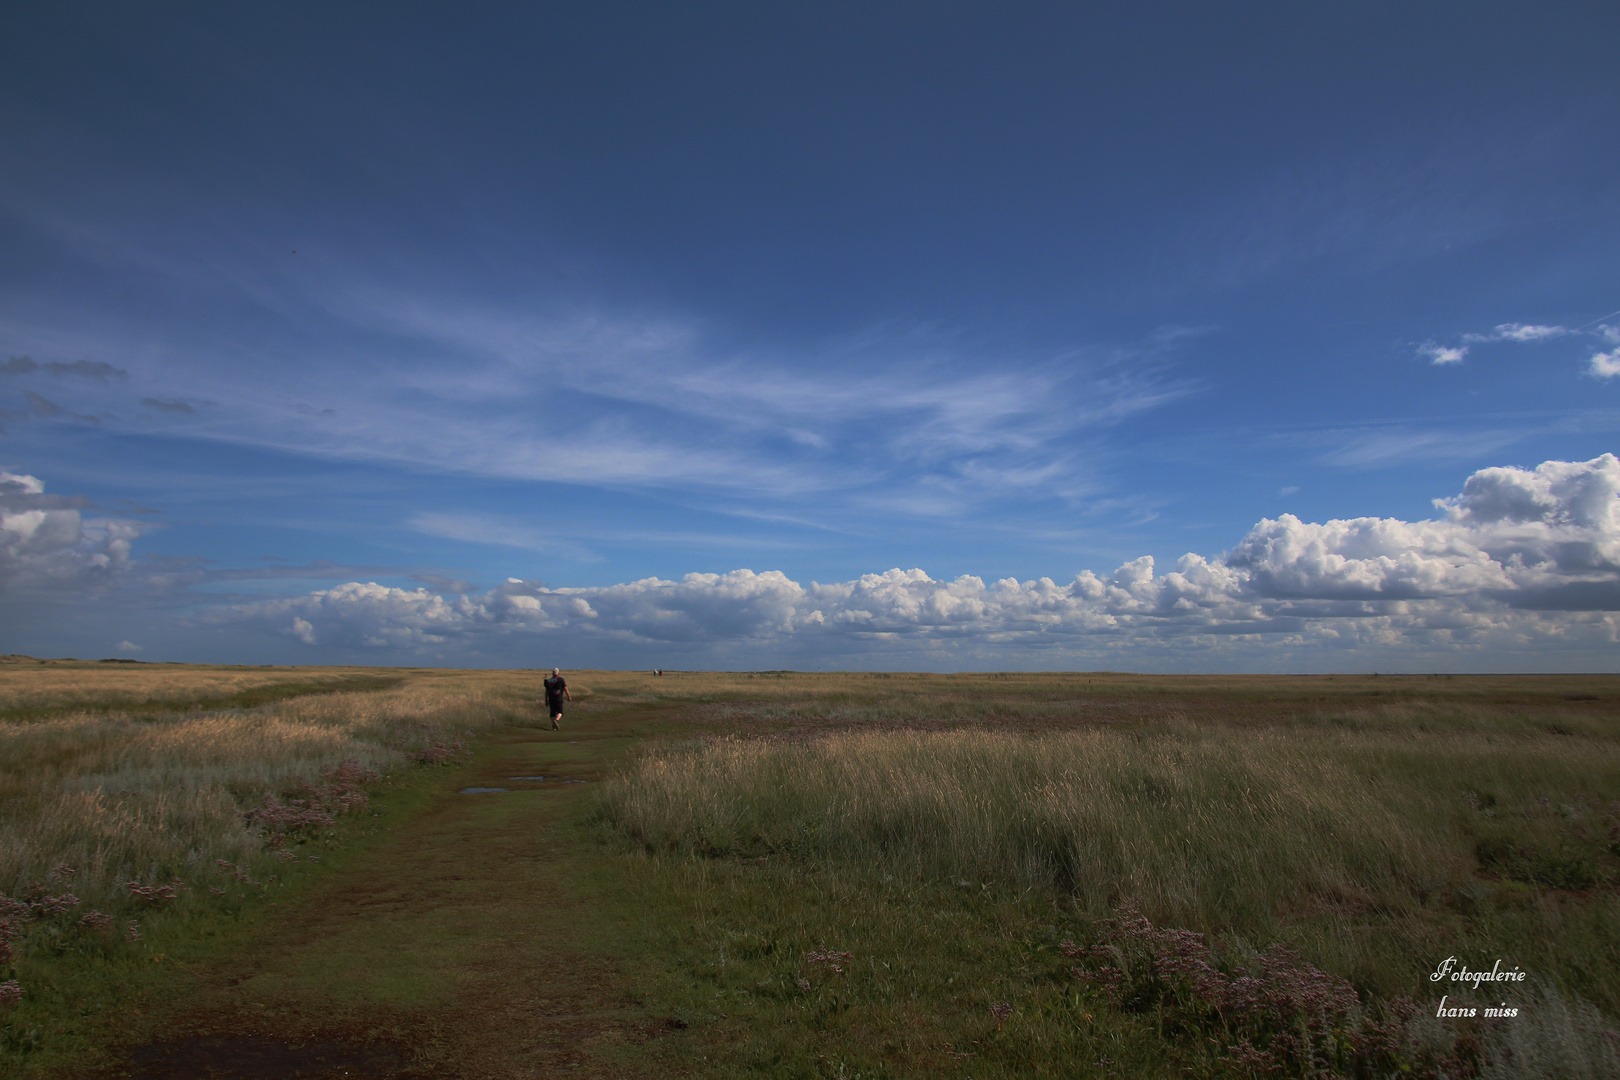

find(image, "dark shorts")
[546,697,565,714]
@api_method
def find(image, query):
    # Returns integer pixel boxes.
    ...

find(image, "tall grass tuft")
[597,718,1620,1054]
[600,726,1619,927]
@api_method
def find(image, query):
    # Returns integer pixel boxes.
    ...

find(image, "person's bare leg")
[551,711,561,730]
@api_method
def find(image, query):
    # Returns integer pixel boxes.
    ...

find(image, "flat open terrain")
[2,661,1618,1078]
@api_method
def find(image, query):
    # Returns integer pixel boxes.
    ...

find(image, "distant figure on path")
[544,668,571,730]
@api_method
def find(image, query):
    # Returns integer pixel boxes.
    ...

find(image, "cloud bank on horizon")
[4,452,1618,672]
[134,453,1608,667]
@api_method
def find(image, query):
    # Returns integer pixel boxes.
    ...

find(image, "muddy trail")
[102,704,680,1080]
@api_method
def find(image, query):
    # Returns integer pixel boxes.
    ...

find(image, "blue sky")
[2,2,1618,671]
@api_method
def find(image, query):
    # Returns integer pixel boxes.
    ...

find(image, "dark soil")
[124,1035,412,1080]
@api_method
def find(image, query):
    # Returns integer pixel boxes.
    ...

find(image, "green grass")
[0,754,467,1071]
[597,724,1620,1001]
[4,666,1619,1078]
[586,675,1620,1078]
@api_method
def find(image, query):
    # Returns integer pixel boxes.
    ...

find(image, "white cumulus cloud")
[1432,319,1619,380]
[205,582,475,649]
[1419,343,1468,365]
[0,471,142,594]
[203,456,1620,663]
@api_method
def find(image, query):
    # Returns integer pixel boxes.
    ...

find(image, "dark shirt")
[544,676,567,709]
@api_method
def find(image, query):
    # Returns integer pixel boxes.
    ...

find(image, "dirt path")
[107,705,678,1080]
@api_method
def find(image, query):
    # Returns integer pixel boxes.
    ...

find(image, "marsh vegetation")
[594,671,1620,1078]
[0,663,524,912]
[1,662,1616,1078]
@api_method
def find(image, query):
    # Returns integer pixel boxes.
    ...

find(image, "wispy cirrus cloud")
[345,295,1197,471]
[407,509,820,561]
[122,553,426,600]
[2,356,128,381]
[140,397,196,414]
[1315,425,1529,468]
[1463,323,1569,344]
[2,276,1201,523]
[407,511,599,561]
[0,184,1196,531]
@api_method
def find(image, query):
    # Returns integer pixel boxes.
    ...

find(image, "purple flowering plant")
[1062,901,1485,1079]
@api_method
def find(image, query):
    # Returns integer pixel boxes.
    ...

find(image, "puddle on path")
[460,779,591,793]
[126,1034,411,1079]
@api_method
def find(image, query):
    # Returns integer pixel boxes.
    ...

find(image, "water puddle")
[459,786,508,794]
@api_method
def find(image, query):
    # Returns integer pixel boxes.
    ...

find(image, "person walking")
[543,667,571,730]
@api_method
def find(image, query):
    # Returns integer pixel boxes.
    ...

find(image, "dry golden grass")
[0,658,387,716]
[0,666,546,907]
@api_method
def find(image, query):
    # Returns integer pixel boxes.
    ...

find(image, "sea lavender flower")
[32,893,81,917]
[77,910,115,935]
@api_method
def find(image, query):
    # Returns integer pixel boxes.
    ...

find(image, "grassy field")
[0,661,525,912]
[2,662,1617,1078]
